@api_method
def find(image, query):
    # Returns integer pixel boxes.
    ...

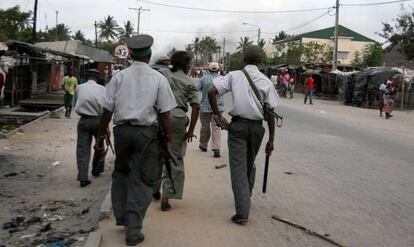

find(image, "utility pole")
[129,6,150,35]
[94,21,98,47]
[222,38,226,70]
[55,11,58,41]
[32,0,39,43]
[332,0,340,70]
[258,28,261,45]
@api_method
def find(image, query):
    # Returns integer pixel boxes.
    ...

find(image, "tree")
[72,30,86,43]
[258,38,266,49]
[228,52,244,70]
[363,42,384,67]
[98,15,120,41]
[0,6,32,41]
[97,41,117,53]
[191,37,201,65]
[237,37,253,53]
[351,51,364,67]
[118,21,134,41]
[47,24,71,41]
[302,41,332,64]
[272,31,291,43]
[380,9,414,60]
[199,36,220,63]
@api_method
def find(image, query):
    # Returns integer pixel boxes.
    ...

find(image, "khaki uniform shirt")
[213,65,281,120]
[159,68,199,112]
[74,80,105,116]
[99,61,177,126]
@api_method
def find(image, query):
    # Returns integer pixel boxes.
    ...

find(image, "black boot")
[80,180,91,187]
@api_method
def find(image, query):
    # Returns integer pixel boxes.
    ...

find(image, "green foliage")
[381,10,414,60]
[188,36,220,65]
[258,38,266,48]
[351,50,364,67]
[364,42,384,67]
[351,42,384,67]
[272,31,291,43]
[302,41,332,64]
[237,37,253,53]
[47,24,71,41]
[118,21,134,42]
[0,6,32,41]
[72,30,86,43]
[228,52,244,70]
[97,41,117,53]
[98,15,120,41]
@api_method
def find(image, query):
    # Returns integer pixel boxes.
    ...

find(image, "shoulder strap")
[241,69,264,107]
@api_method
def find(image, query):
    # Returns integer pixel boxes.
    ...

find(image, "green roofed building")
[273,25,376,65]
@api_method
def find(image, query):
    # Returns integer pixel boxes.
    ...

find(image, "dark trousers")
[111,124,160,241]
[304,89,313,104]
[76,116,100,181]
[228,118,265,217]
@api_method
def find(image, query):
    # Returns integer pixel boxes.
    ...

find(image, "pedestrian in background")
[383,80,395,119]
[62,69,78,118]
[159,51,200,211]
[197,62,224,158]
[304,74,314,105]
[73,69,105,188]
[379,80,386,117]
[288,73,295,98]
[208,45,280,225]
[95,34,177,246]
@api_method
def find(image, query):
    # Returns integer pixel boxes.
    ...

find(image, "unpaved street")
[0,110,113,246]
[101,94,414,247]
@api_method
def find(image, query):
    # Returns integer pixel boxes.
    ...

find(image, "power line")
[137,0,333,14]
[262,8,334,35]
[342,0,412,6]
[141,28,258,34]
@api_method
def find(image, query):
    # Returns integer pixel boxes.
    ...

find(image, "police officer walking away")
[159,51,200,211]
[95,35,177,246]
[208,45,280,225]
[73,69,105,187]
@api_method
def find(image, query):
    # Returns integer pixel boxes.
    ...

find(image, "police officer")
[159,51,199,211]
[95,35,176,246]
[208,45,280,225]
[73,69,105,187]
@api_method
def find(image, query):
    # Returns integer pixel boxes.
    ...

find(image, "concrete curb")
[84,231,103,247]
[85,185,112,247]
[0,106,65,138]
[99,187,112,220]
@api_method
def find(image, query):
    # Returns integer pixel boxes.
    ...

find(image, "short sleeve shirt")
[99,61,177,126]
[74,80,105,116]
[63,76,78,95]
[160,68,199,112]
[213,65,281,120]
[197,73,224,113]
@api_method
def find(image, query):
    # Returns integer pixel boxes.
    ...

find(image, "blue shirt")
[197,72,224,113]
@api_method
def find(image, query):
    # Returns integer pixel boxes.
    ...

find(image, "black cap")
[244,45,263,61]
[86,69,101,78]
[127,34,154,58]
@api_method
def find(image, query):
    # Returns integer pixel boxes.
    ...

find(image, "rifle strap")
[241,68,266,116]
[241,69,264,107]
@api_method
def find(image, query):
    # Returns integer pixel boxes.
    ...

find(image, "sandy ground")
[0,111,113,247]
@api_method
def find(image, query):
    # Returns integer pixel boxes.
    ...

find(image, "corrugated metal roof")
[36,41,114,63]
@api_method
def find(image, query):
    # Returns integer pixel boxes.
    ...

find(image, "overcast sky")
[1,0,412,58]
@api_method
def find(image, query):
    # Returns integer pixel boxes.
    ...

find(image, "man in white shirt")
[208,45,281,225]
[95,34,176,246]
[73,69,105,187]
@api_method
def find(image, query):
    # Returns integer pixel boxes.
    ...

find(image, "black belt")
[80,114,100,119]
[231,116,262,124]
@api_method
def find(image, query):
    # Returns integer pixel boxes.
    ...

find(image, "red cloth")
[305,77,314,89]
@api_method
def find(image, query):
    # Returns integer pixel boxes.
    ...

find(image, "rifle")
[263,103,283,128]
[158,114,181,194]
[262,154,270,193]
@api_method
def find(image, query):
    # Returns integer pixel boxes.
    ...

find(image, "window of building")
[337,51,349,60]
